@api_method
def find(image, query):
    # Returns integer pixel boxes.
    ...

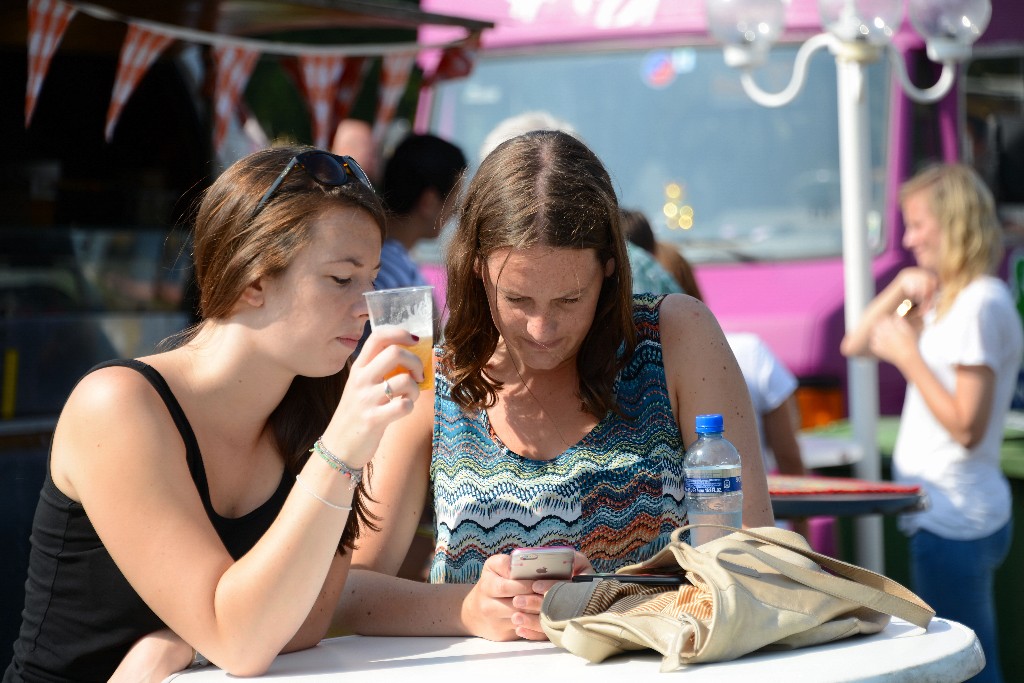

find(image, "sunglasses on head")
[253,151,374,217]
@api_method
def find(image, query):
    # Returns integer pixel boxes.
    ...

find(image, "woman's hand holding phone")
[508,547,592,640]
[462,548,592,642]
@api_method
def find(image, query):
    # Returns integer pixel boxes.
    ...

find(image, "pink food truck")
[415,0,1024,427]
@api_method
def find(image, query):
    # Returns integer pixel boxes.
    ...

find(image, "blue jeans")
[909,520,1013,683]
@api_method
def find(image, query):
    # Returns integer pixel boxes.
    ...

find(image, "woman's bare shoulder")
[54,362,185,495]
[62,363,169,422]
[656,293,726,348]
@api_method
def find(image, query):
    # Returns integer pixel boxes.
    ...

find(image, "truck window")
[428,44,889,264]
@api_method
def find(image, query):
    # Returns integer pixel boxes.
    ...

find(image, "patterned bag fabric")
[540,525,934,672]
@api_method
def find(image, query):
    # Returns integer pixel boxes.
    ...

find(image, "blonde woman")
[841,163,1022,683]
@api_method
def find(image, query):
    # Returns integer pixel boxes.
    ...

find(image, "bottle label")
[684,476,742,494]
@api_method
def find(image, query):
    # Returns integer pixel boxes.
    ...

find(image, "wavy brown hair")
[188,145,385,553]
[900,163,1002,319]
[442,130,635,418]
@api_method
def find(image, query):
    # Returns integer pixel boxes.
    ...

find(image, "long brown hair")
[655,242,705,302]
[442,130,635,418]
[189,146,385,552]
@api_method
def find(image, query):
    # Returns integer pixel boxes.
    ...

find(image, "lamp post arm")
[738,33,834,108]
[887,45,958,104]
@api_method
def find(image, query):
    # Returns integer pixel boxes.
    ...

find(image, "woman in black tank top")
[4,147,426,682]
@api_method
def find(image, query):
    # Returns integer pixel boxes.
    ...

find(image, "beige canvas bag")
[540,525,935,672]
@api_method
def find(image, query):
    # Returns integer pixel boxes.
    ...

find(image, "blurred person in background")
[842,163,1022,683]
[654,241,704,302]
[375,133,467,293]
[332,119,382,185]
[617,209,684,296]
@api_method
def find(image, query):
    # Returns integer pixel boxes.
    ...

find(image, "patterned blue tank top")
[429,294,687,583]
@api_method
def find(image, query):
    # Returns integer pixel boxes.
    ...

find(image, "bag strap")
[675,525,935,628]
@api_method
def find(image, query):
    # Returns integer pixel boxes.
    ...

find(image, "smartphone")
[510,546,575,580]
[571,573,686,586]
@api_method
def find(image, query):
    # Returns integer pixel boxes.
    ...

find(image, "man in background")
[376,133,467,292]
[332,119,382,185]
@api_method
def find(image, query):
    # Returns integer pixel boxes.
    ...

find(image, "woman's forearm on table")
[333,569,472,636]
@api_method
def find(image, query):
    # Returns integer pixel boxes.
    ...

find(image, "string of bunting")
[280,56,371,145]
[24,0,481,152]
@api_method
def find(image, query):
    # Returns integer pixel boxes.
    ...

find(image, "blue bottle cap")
[695,413,724,434]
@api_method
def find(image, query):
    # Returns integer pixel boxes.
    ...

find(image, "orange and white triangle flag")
[372,52,416,146]
[105,23,175,141]
[333,57,369,129]
[297,54,346,149]
[211,44,261,152]
[25,0,77,127]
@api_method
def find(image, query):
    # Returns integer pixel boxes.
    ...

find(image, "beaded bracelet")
[311,439,363,487]
[295,474,353,512]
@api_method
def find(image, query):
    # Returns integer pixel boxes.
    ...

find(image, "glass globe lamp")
[706,0,786,67]
[907,0,992,61]
[818,0,903,45]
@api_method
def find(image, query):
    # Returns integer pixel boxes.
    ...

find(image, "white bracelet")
[294,474,353,512]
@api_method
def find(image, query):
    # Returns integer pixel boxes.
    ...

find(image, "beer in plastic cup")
[363,285,434,390]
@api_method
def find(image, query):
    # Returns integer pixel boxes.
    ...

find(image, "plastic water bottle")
[683,413,743,547]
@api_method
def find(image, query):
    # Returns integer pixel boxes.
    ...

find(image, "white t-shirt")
[893,276,1024,540]
[726,332,798,471]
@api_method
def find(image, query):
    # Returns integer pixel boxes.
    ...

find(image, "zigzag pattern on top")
[429,294,688,583]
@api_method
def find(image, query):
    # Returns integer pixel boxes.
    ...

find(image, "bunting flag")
[25,0,77,127]
[211,44,260,152]
[105,24,175,141]
[334,57,369,125]
[421,33,480,87]
[23,0,479,149]
[372,52,416,146]
[297,54,346,149]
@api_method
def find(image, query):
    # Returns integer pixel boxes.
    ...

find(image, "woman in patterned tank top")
[336,130,773,642]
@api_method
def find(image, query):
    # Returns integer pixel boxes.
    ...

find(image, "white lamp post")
[707,0,991,571]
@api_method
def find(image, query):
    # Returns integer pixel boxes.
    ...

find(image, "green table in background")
[807,414,1024,477]
[805,413,1024,682]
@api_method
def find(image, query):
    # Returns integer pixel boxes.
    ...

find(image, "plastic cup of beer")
[363,285,434,391]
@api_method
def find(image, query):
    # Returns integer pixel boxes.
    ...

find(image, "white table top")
[165,617,984,682]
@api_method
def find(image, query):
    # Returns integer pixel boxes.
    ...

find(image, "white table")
[165,617,984,682]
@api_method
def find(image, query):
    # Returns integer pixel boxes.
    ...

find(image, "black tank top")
[4,359,292,682]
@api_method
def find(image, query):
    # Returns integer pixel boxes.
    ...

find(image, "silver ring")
[383,380,394,401]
